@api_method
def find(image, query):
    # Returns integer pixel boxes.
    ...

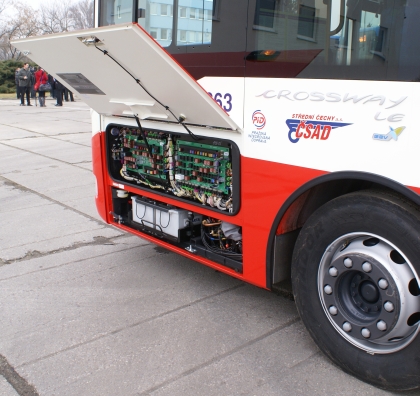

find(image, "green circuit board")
[175,140,231,194]
[110,126,235,211]
[123,130,167,182]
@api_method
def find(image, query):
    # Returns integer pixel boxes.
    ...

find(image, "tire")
[291,190,420,391]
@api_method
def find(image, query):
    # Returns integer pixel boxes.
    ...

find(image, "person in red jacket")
[34,68,49,107]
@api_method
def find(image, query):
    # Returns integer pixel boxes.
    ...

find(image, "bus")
[12,0,420,390]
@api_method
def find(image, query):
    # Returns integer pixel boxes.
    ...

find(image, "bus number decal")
[208,92,233,112]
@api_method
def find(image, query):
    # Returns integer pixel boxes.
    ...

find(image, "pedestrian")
[30,67,37,99]
[48,74,56,98]
[15,68,21,100]
[34,68,49,107]
[17,63,33,106]
[53,78,64,106]
[64,87,74,102]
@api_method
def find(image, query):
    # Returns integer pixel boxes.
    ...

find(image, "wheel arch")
[267,171,420,290]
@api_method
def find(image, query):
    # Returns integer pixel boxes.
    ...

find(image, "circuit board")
[121,129,167,182]
[175,140,231,195]
[108,126,236,212]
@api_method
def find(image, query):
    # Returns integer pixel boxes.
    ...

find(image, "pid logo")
[252,110,266,130]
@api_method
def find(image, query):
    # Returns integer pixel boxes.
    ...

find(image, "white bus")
[13,0,420,390]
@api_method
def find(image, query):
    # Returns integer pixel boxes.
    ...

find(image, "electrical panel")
[176,140,232,195]
[121,130,167,181]
[108,125,239,214]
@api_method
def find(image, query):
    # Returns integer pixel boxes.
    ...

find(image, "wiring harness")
[201,218,242,260]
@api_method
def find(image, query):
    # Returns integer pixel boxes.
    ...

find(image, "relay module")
[107,125,239,214]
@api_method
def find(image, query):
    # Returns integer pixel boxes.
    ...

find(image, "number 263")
[208,92,232,112]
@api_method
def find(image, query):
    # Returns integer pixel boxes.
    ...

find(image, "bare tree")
[38,0,75,34]
[0,0,13,40]
[0,0,94,60]
[0,1,39,60]
[0,0,12,14]
[70,0,94,30]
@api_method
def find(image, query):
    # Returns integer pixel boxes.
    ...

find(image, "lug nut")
[329,306,338,316]
[343,322,352,332]
[377,320,387,331]
[361,328,371,338]
[324,285,333,295]
[378,279,388,290]
[329,267,338,277]
[384,301,395,312]
[362,262,372,273]
[343,258,353,268]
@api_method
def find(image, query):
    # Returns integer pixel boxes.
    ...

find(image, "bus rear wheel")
[291,190,420,391]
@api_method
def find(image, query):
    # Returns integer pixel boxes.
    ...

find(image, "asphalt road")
[0,96,416,395]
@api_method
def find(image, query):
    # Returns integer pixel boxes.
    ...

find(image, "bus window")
[99,0,175,48]
[173,0,248,80]
[245,0,415,81]
[176,0,213,46]
[138,0,174,47]
[99,0,136,26]
[97,0,248,79]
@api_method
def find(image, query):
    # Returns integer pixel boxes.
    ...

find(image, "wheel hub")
[351,274,381,312]
[325,252,399,341]
[318,234,420,353]
[359,280,379,303]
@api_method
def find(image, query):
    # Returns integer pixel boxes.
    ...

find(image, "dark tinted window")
[254,0,277,28]
[98,0,248,80]
[246,0,420,81]
[168,0,248,80]
[297,3,316,39]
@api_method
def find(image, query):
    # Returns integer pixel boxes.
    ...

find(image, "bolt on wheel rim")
[318,233,420,354]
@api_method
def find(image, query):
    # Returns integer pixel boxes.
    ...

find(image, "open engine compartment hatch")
[11,23,240,132]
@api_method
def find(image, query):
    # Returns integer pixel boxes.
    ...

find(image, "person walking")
[54,78,64,106]
[17,63,33,106]
[34,68,49,107]
[15,68,21,100]
[64,88,74,102]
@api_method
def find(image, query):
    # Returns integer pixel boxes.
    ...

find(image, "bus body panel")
[92,130,109,223]
[242,78,417,188]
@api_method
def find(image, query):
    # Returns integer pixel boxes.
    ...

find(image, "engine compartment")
[107,124,242,272]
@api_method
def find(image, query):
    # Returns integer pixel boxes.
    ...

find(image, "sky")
[18,0,80,9]
[25,0,44,8]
